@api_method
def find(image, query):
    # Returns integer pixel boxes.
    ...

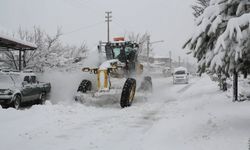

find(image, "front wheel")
[77,80,92,93]
[39,92,46,105]
[120,78,136,108]
[75,80,92,102]
[139,76,153,92]
[13,95,21,110]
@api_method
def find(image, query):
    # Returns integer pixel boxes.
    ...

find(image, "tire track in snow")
[177,83,193,93]
[132,77,199,132]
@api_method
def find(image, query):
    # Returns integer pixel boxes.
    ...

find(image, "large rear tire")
[120,78,136,108]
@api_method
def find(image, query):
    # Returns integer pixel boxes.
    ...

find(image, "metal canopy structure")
[0,37,36,50]
[0,33,37,71]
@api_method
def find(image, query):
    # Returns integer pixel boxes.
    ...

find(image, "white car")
[172,67,189,84]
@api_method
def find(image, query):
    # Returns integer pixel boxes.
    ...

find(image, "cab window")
[24,76,30,83]
[175,70,186,75]
[113,48,121,58]
[30,76,37,84]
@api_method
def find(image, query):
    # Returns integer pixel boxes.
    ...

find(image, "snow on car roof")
[174,67,187,72]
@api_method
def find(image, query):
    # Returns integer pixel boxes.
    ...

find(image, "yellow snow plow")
[75,38,152,108]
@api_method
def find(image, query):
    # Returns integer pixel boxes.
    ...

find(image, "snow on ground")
[1,74,250,150]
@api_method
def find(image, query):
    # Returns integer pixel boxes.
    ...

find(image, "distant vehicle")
[172,67,189,84]
[0,71,51,109]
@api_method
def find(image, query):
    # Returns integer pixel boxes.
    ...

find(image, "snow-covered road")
[1,75,250,150]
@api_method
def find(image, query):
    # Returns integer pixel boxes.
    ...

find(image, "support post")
[23,50,26,69]
[233,69,238,102]
[19,50,22,71]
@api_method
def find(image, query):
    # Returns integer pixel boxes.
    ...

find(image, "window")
[30,76,37,84]
[24,76,30,83]
[113,48,121,58]
[175,70,186,75]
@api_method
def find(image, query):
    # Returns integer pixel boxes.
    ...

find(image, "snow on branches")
[184,0,250,75]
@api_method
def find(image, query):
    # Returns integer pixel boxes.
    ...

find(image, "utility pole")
[105,11,112,42]
[146,36,150,69]
[178,56,181,67]
[169,51,172,71]
[146,37,164,70]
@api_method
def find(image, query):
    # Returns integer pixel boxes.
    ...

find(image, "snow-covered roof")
[0,32,37,50]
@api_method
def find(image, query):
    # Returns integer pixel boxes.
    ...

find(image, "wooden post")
[23,50,26,69]
[233,69,238,102]
[19,50,22,71]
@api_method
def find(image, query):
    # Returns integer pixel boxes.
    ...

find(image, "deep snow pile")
[1,75,250,150]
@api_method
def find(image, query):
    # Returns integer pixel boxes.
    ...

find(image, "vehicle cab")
[172,67,189,84]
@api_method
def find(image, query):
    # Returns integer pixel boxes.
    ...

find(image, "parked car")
[0,71,51,109]
[172,67,189,84]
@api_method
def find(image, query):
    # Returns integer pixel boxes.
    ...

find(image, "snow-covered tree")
[192,0,210,18]
[2,26,88,71]
[184,0,250,76]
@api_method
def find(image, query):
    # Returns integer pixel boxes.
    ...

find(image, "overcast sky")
[0,0,195,62]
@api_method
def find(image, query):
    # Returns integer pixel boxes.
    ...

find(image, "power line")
[112,16,134,32]
[62,21,105,36]
[112,19,128,32]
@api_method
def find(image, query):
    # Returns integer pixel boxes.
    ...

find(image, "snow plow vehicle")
[75,38,152,108]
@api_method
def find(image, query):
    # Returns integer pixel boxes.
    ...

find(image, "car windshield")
[10,74,22,84]
[0,75,13,84]
[175,70,186,75]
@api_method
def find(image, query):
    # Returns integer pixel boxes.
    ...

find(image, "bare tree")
[127,32,151,58]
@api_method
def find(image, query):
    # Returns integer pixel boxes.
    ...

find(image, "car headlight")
[3,89,13,95]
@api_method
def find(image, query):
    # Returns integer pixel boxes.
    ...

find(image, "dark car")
[0,71,51,109]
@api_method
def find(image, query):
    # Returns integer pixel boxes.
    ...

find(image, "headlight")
[3,89,13,95]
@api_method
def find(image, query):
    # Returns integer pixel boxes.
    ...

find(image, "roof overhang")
[0,33,37,51]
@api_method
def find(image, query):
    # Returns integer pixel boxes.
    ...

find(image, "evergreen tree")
[184,0,250,76]
[192,0,210,18]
